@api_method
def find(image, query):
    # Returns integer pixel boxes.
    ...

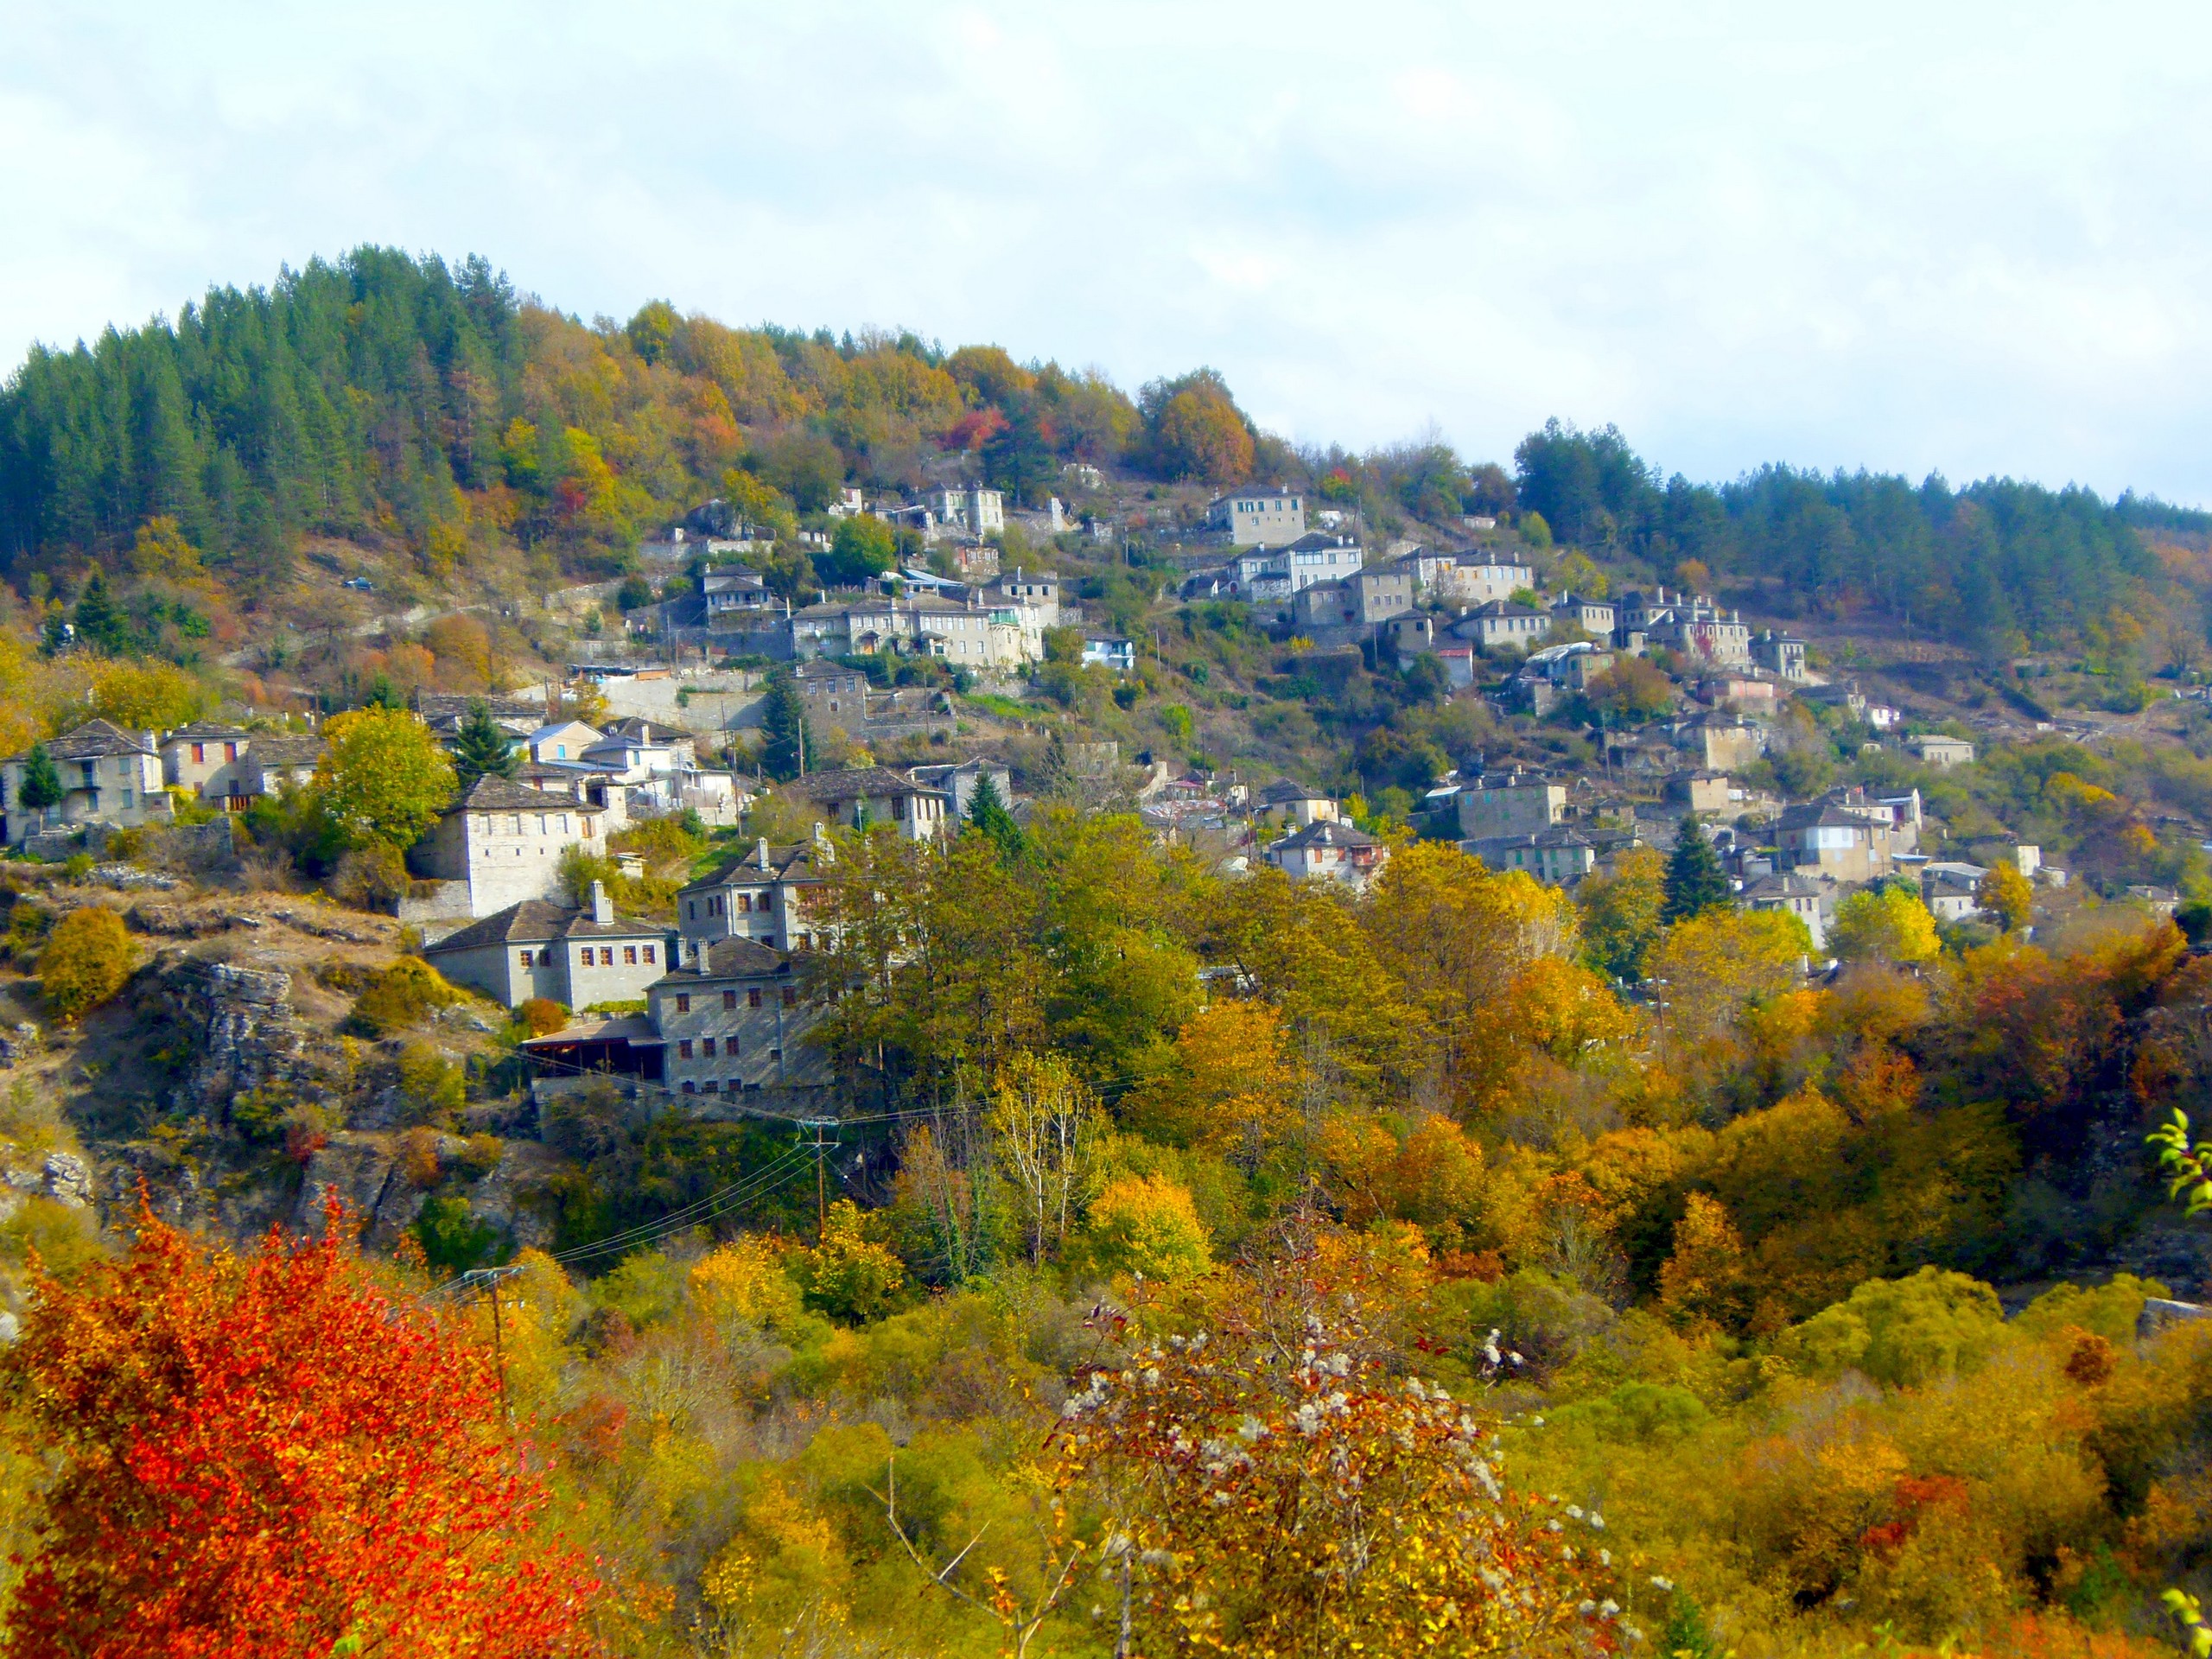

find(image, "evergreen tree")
[1662,814,1732,924]
[16,742,64,816]
[965,772,1023,860]
[451,701,518,790]
[760,672,808,782]
[73,574,130,655]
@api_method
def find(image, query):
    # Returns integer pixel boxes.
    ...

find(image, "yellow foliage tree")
[1657,1191,1754,1332]
[127,515,208,583]
[1978,862,2034,933]
[313,708,457,851]
[690,1235,805,1335]
[1120,998,1295,1166]
[39,906,135,1023]
[1831,886,1942,965]
[1080,1173,1212,1280]
[90,660,207,731]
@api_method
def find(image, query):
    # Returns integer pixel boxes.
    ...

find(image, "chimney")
[756,836,771,869]
[589,880,613,925]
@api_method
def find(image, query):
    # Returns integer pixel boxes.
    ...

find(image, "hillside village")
[13,251,2212,1656]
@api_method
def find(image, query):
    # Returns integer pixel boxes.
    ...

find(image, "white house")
[677,837,829,955]
[1264,819,1389,888]
[647,938,835,1098]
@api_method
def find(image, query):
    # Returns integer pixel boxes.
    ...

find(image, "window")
[781,988,798,1007]
[687,901,696,918]
[678,1039,693,1058]
[225,742,238,761]
[682,1080,695,1094]
[623,946,638,965]
[702,1080,719,1093]
[702,1038,716,1057]
[518,950,532,969]
[747,988,762,1008]
[599,948,613,965]
[642,944,654,963]
[676,994,690,1013]
[738,893,753,912]
[722,989,736,1010]
[576,949,590,967]
[190,743,205,764]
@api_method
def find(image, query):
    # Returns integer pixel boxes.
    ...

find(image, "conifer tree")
[451,700,518,789]
[965,771,1023,860]
[72,573,129,655]
[1662,814,1731,924]
[761,671,808,781]
[15,741,63,817]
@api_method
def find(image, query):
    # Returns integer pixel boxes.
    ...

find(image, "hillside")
[13,250,2212,1657]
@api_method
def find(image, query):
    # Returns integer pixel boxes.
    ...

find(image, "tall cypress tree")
[1662,814,1732,924]
[761,672,808,782]
[16,742,64,817]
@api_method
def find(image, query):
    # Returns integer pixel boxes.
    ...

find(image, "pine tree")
[761,672,808,782]
[16,741,64,815]
[965,771,1023,860]
[1662,814,1732,924]
[452,700,518,789]
[72,572,130,655]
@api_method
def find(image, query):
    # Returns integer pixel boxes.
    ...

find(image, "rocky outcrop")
[0,1150,94,1220]
[294,1134,427,1249]
[159,957,309,1113]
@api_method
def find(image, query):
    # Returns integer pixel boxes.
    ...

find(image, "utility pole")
[798,1117,841,1239]
[460,1264,524,1427]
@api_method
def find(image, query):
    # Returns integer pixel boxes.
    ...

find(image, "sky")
[4,3,2211,503]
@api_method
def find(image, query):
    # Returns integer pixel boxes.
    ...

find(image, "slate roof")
[1273,819,1379,853]
[651,938,791,985]
[245,735,324,768]
[680,841,824,894]
[448,775,602,815]
[423,898,665,955]
[791,766,944,805]
[38,719,152,760]
[162,721,253,744]
[1741,873,1823,902]
[1258,778,1328,804]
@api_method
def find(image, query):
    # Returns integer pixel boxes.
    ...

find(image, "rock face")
[162,957,309,1112]
[294,1134,426,1249]
[0,1150,94,1219]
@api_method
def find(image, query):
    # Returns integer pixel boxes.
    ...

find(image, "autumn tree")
[311,706,458,850]
[1648,907,1809,1054]
[39,906,135,1023]
[0,1204,600,1656]
[1142,369,1254,483]
[1831,885,1941,965]
[988,1050,1100,1265]
[1053,1233,1615,1656]
[1580,845,1666,981]
[1978,861,2034,933]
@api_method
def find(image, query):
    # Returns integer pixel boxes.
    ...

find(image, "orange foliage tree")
[0,1204,601,1657]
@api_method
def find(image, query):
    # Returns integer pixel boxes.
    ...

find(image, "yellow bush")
[690,1235,805,1334]
[351,957,458,1036]
[1081,1172,1212,1281]
[38,906,134,1022]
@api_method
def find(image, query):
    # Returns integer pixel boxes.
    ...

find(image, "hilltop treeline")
[3,248,2207,661]
[1512,420,2208,658]
[0,248,1263,593]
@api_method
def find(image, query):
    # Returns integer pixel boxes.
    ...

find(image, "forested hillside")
[4,247,2206,667]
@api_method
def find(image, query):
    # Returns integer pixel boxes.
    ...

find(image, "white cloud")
[3,1,2212,499]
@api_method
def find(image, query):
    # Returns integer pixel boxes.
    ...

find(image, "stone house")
[201,734,325,810]
[1549,594,1617,637]
[1773,802,1903,885]
[2,720,173,847]
[160,722,253,795]
[407,776,607,918]
[1908,735,1976,768]
[1432,561,1534,607]
[1209,487,1306,546]
[1752,630,1810,681]
[1255,779,1338,827]
[647,938,834,1097]
[1740,872,1827,951]
[1461,826,1598,887]
[423,883,673,1009]
[906,757,1014,820]
[677,838,829,954]
[1264,819,1389,888]
[792,767,950,841]
[1450,601,1551,652]
[1455,769,1567,840]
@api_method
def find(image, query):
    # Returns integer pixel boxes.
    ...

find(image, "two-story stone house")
[677,838,829,954]
[407,776,607,918]
[159,722,253,795]
[423,882,674,1008]
[645,937,834,1097]
[3,720,173,847]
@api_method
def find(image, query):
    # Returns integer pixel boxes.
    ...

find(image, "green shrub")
[396,1043,465,1128]
[413,1195,501,1274]
[1777,1266,2006,1389]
